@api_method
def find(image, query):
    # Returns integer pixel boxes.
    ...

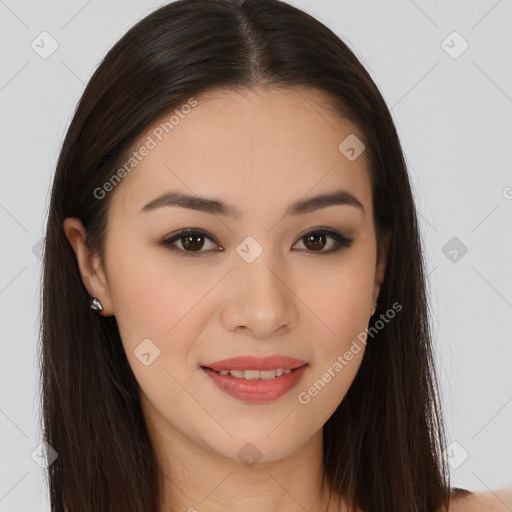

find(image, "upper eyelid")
[163,226,346,239]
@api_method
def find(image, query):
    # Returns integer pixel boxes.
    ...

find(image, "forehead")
[109,86,372,220]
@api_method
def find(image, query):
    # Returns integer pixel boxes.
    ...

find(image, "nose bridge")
[241,253,281,297]
[227,235,295,335]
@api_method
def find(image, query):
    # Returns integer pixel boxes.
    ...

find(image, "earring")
[90,297,103,314]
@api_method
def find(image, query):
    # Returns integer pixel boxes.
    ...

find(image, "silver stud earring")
[90,297,103,313]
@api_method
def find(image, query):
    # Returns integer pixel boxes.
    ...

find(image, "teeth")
[214,368,295,379]
[259,370,278,380]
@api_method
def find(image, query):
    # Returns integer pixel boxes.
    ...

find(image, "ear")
[373,227,392,304]
[63,217,114,316]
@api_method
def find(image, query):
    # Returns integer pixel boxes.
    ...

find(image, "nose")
[221,251,298,339]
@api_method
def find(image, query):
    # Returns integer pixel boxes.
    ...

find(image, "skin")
[63,85,391,511]
[449,490,512,512]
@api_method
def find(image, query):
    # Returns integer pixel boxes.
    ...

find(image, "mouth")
[200,354,308,372]
[200,366,306,380]
[200,363,309,403]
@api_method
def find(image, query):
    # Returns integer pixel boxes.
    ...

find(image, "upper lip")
[201,355,308,371]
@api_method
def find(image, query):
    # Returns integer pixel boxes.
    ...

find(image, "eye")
[292,228,354,253]
[159,227,353,257]
[160,228,219,257]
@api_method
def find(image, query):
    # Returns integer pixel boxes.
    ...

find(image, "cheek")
[306,259,375,344]
[108,259,168,336]
[107,244,211,380]
[298,257,374,411]
[107,253,196,412]
[107,241,197,337]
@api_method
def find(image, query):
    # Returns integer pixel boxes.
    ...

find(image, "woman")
[39,0,511,510]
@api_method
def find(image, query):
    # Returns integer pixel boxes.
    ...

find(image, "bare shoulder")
[444,488,512,512]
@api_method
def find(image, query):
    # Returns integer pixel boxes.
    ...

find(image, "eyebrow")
[140,189,364,219]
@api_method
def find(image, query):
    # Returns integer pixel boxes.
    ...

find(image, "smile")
[201,364,308,403]
[209,368,293,379]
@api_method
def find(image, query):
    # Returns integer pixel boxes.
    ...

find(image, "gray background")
[1,0,511,510]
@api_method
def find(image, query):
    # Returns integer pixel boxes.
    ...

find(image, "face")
[66,86,388,466]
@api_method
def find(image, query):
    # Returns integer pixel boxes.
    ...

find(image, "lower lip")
[201,365,308,403]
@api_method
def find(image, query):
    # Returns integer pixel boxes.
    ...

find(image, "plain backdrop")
[1,0,511,510]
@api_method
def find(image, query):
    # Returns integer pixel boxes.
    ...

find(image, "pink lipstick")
[200,355,308,403]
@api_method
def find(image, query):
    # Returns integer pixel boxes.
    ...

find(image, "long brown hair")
[39,0,467,510]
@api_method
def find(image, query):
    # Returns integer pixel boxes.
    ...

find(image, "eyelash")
[159,227,354,258]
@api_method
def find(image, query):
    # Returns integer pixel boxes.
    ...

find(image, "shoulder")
[443,488,512,512]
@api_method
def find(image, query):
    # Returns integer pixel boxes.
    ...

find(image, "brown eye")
[293,229,353,254]
[181,232,205,251]
[161,229,219,257]
[160,227,353,258]
[303,232,328,251]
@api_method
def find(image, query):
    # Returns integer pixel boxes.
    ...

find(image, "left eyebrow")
[140,188,365,219]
